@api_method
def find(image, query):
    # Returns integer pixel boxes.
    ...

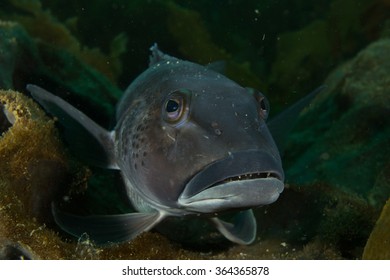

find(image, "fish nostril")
[211,121,223,136]
[214,128,222,136]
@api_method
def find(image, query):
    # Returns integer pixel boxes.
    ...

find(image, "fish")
[27,45,320,245]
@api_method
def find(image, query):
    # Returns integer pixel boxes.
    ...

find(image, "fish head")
[116,60,284,215]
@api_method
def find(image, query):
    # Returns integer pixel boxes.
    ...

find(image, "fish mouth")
[210,171,280,187]
[178,150,285,213]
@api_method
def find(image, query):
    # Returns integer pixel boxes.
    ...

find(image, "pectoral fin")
[52,204,164,245]
[211,209,256,245]
[26,84,118,169]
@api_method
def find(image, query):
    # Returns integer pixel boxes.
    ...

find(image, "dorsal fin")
[206,60,227,74]
[149,43,179,66]
[27,84,118,169]
[268,86,326,153]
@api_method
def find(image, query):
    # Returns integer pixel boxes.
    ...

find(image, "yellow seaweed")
[0,90,72,259]
[362,198,390,259]
[0,90,69,221]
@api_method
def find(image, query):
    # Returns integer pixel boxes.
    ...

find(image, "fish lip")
[179,150,284,203]
[178,177,284,213]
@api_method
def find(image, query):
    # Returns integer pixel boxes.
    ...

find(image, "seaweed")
[363,198,390,259]
[0,90,68,222]
[5,0,127,83]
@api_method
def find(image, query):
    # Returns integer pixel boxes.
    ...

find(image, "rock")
[0,239,36,260]
[284,39,390,210]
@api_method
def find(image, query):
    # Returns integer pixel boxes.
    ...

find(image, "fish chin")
[178,177,284,213]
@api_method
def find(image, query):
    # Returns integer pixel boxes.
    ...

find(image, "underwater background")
[0,0,389,259]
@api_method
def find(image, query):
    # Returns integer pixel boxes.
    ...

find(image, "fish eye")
[162,89,191,125]
[258,95,270,119]
[166,98,181,118]
[246,88,270,120]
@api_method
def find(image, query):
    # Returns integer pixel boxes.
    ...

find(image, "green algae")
[270,19,330,94]
[4,0,127,83]
[0,19,120,126]
[166,2,265,89]
[166,1,229,65]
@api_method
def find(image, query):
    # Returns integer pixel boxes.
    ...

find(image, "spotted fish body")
[27,45,318,245]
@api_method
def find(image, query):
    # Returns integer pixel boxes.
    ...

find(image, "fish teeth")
[220,172,276,185]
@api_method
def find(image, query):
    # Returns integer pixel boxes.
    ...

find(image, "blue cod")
[27,45,318,245]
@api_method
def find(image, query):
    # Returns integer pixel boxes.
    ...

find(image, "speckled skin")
[114,47,284,215]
